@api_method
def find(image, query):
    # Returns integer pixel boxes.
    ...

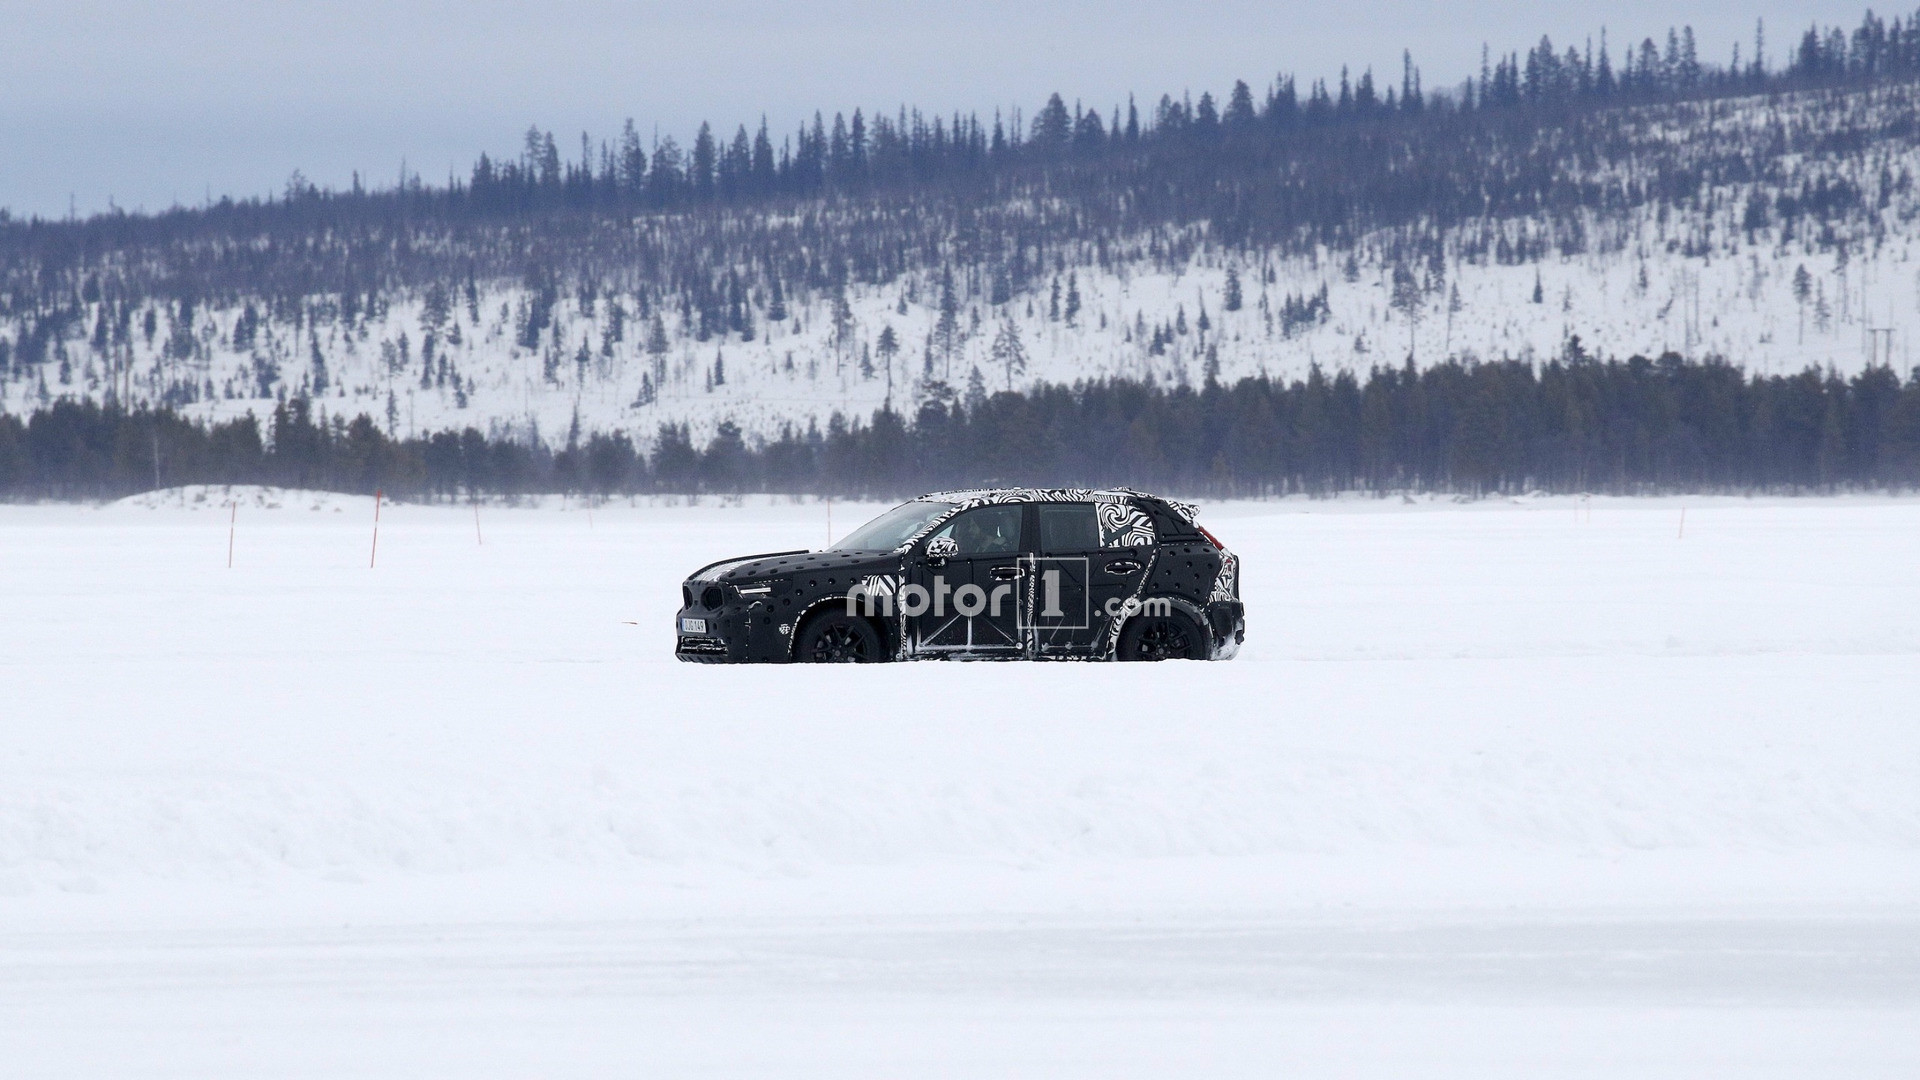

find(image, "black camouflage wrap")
[674,487,1243,663]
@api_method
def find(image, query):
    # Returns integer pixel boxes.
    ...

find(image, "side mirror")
[925,536,958,566]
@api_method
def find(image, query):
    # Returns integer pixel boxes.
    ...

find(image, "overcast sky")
[0,1,1881,219]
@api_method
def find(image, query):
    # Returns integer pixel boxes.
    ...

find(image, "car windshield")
[833,501,956,551]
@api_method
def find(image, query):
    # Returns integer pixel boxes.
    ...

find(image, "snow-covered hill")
[10,84,1920,448]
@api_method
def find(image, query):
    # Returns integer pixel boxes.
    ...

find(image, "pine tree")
[421,283,450,333]
[989,318,1027,390]
[692,122,717,199]
[831,287,856,374]
[934,272,960,377]
[308,330,328,395]
[1392,268,1428,358]
[1032,93,1072,149]
[1224,266,1243,312]
[876,324,899,398]
[1792,264,1812,343]
[965,365,987,411]
[1445,283,1463,354]
[990,266,1011,306]
[647,313,669,358]
[1064,273,1081,326]
[767,277,787,322]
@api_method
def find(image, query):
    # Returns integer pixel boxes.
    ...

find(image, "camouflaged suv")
[675,488,1243,663]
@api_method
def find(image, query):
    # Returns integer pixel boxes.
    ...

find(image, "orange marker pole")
[370,489,383,568]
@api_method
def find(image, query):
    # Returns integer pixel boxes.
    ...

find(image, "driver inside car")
[948,509,1019,555]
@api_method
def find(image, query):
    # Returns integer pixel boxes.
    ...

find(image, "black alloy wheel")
[799,613,883,663]
[1117,613,1203,661]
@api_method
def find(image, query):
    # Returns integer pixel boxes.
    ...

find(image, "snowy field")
[3,491,1918,1078]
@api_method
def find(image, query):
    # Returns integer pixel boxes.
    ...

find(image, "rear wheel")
[796,612,885,663]
[1116,611,1205,661]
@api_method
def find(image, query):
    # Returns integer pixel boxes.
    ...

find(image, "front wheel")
[796,612,886,663]
[1115,611,1205,661]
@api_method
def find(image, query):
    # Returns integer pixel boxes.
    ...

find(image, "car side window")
[1096,501,1158,548]
[929,505,1024,556]
[1037,503,1099,553]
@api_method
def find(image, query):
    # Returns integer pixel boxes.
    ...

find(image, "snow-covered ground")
[3,493,1918,1077]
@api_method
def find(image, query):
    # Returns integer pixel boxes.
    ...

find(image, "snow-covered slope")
[10,85,1920,448]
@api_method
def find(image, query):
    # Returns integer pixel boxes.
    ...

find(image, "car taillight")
[1197,525,1225,550]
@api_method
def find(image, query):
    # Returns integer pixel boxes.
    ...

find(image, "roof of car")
[915,487,1144,504]
[911,488,1198,523]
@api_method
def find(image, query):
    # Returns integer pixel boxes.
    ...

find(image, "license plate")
[679,617,707,634]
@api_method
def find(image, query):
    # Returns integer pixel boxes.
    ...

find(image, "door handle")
[1104,559,1142,574]
[990,565,1023,580]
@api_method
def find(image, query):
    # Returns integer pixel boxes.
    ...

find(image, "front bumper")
[675,602,748,662]
[675,631,731,662]
[675,600,800,663]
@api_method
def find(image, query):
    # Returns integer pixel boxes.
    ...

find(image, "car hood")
[690,548,903,583]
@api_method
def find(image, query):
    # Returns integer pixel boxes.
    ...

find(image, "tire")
[1115,610,1206,661]
[795,612,885,663]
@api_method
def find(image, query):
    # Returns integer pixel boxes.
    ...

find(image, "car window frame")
[924,502,1027,559]
[1035,501,1102,554]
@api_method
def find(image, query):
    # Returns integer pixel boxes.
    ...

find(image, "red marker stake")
[370,489,383,568]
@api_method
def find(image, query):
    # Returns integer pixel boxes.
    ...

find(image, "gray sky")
[0,1,1880,219]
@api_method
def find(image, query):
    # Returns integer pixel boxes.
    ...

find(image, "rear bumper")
[1206,600,1246,661]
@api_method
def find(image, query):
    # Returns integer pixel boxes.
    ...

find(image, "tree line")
[5,9,1918,323]
[6,349,1919,500]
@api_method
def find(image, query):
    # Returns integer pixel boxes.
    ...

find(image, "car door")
[1030,500,1155,656]
[908,503,1027,656]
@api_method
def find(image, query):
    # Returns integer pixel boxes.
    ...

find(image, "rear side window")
[1038,503,1099,552]
[1096,501,1157,548]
